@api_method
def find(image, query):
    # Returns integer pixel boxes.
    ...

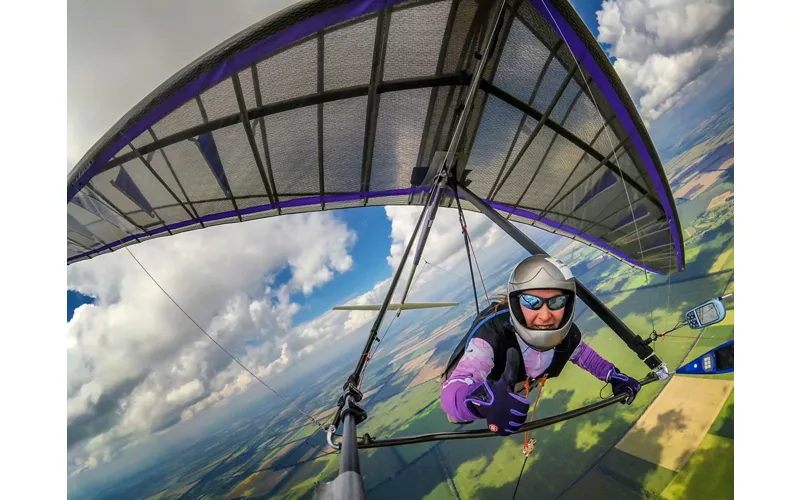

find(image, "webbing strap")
[464,308,510,350]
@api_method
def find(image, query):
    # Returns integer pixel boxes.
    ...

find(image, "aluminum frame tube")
[339,410,363,479]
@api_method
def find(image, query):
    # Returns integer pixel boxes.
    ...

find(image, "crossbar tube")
[357,374,658,449]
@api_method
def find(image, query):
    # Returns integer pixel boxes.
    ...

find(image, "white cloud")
[165,380,204,406]
[596,0,734,121]
[67,212,357,472]
[385,205,495,273]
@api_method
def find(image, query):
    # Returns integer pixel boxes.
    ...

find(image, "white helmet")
[507,255,576,351]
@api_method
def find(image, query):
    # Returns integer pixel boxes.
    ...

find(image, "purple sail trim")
[528,0,682,271]
[67,187,428,262]
[67,188,661,274]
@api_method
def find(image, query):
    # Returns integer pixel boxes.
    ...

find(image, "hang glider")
[66,0,695,499]
[332,302,457,311]
[67,0,684,275]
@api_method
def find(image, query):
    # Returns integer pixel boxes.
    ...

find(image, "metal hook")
[326,424,340,451]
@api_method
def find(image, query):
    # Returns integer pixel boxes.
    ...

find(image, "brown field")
[388,318,467,365]
[297,446,317,463]
[707,190,733,211]
[385,331,425,359]
[311,405,338,423]
[615,376,733,471]
[406,354,450,390]
[173,481,199,496]
[396,349,436,377]
[258,442,298,470]
[673,170,726,199]
[362,383,385,400]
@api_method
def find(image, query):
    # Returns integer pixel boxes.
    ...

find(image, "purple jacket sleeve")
[440,338,495,422]
[570,341,615,381]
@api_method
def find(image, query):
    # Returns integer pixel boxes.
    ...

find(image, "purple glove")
[465,349,530,436]
[608,367,641,405]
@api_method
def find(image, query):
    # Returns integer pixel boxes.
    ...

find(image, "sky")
[66,0,734,488]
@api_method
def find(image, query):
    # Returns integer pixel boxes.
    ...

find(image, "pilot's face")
[519,289,567,329]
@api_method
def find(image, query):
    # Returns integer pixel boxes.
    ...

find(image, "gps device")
[685,298,726,329]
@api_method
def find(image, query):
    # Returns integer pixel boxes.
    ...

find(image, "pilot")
[440,255,641,434]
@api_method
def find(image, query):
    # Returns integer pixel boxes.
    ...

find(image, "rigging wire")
[422,258,469,282]
[123,248,328,430]
[665,246,673,332]
[452,181,483,315]
[78,192,328,431]
[538,2,660,336]
[466,227,490,304]
[452,180,490,308]
[512,455,530,500]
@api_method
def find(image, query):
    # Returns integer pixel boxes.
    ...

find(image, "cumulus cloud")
[596,0,734,121]
[385,205,497,273]
[67,212,357,473]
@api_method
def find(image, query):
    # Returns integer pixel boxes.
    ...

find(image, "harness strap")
[522,374,547,456]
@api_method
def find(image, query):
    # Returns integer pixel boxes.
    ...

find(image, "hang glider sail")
[332,302,458,311]
[67,0,684,275]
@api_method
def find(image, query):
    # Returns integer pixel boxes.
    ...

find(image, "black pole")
[453,181,664,370]
[461,222,481,316]
[316,397,366,499]
[340,410,361,474]
[356,374,658,449]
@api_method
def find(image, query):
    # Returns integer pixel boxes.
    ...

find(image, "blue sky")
[290,207,393,324]
[570,0,604,37]
[68,290,94,321]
